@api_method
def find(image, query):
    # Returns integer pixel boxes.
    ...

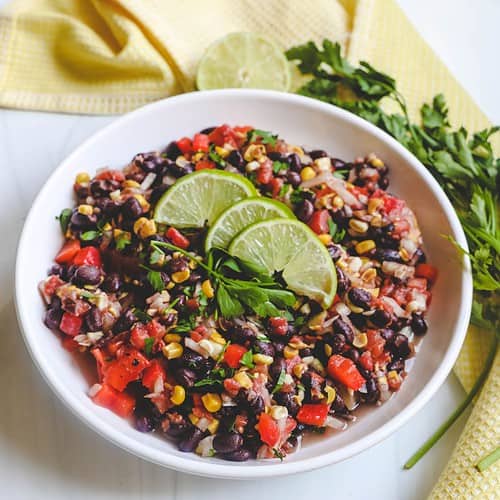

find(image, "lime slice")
[154,170,257,228]
[196,32,290,91]
[205,197,295,251]
[229,219,337,308]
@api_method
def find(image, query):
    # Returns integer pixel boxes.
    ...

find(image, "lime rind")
[205,197,295,251]
[153,170,257,228]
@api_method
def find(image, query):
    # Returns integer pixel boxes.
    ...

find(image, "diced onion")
[140,172,156,191]
[325,415,348,430]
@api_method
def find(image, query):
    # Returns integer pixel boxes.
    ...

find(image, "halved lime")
[196,32,291,91]
[229,219,337,308]
[153,170,257,228]
[205,197,295,251]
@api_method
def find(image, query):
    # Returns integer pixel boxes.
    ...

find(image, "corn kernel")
[371,158,384,168]
[399,248,410,261]
[164,333,181,343]
[325,386,337,405]
[291,145,304,156]
[367,197,383,215]
[162,342,183,359]
[387,370,399,381]
[207,418,220,434]
[78,204,93,216]
[293,363,306,378]
[355,239,376,255]
[133,194,150,212]
[188,413,199,425]
[353,333,368,348]
[172,269,190,283]
[75,172,90,184]
[349,219,369,233]
[370,214,383,227]
[283,346,299,359]
[234,371,253,389]
[300,166,316,181]
[192,152,204,162]
[202,393,222,413]
[133,217,148,235]
[253,353,274,365]
[324,344,333,357]
[314,157,331,172]
[288,339,308,350]
[318,234,332,245]
[170,385,186,405]
[332,195,344,209]
[123,180,141,188]
[215,146,229,158]
[209,331,226,345]
[244,144,266,162]
[361,268,377,282]
[201,279,214,299]
[368,287,380,298]
[270,405,288,420]
[133,217,156,239]
[188,259,198,270]
[166,281,175,290]
[308,311,327,331]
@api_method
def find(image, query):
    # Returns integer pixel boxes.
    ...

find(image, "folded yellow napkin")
[1,0,498,496]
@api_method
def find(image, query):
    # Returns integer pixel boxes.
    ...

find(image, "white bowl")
[15,90,472,479]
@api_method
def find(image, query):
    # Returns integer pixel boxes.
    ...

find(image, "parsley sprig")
[286,40,499,469]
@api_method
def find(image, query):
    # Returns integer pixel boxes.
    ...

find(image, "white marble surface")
[1,1,498,499]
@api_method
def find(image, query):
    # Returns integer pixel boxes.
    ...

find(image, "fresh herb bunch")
[286,40,499,468]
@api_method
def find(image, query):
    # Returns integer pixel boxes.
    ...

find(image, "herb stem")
[403,335,498,469]
[476,446,500,472]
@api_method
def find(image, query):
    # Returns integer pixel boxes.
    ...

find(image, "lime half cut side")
[196,32,291,91]
[228,219,337,308]
[205,197,295,252]
[153,170,257,228]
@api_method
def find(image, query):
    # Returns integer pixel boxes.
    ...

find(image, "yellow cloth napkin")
[0,0,498,496]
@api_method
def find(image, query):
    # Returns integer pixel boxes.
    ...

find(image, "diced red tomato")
[208,124,238,148]
[41,275,64,302]
[223,344,247,368]
[233,125,253,135]
[407,277,428,292]
[270,177,283,198]
[359,351,374,372]
[190,330,203,342]
[166,227,190,249]
[268,317,288,336]
[327,354,366,391]
[146,320,166,341]
[366,330,386,360]
[130,323,149,350]
[62,336,79,352]
[142,359,166,392]
[415,263,438,284]
[95,169,125,182]
[256,160,273,185]
[195,159,216,170]
[192,133,210,152]
[315,186,335,200]
[296,404,329,427]
[176,137,192,154]
[186,298,199,311]
[59,312,83,336]
[392,219,410,235]
[223,378,241,397]
[104,347,150,392]
[309,210,330,235]
[257,413,280,447]
[382,194,405,214]
[55,240,81,264]
[92,383,135,418]
[73,246,102,267]
[332,294,341,306]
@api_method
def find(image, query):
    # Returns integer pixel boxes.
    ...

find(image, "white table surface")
[1,1,498,499]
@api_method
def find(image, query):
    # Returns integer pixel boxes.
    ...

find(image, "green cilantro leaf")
[56,208,72,234]
[144,337,155,356]
[247,129,278,146]
[80,230,101,241]
[240,350,255,369]
[271,369,286,394]
[147,270,165,292]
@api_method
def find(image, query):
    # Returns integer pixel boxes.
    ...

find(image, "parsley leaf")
[247,128,278,146]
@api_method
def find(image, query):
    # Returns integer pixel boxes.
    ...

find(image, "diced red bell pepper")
[146,320,166,341]
[130,323,150,350]
[256,160,273,185]
[104,347,150,392]
[359,351,374,372]
[95,169,125,182]
[186,298,200,311]
[142,359,166,392]
[166,227,190,249]
[268,317,288,336]
[309,210,330,235]
[176,137,192,155]
[296,404,329,427]
[208,124,238,148]
[223,344,248,368]
[92,383,135,418]
[55,240,81,264]
[270,177,283,198]
[195,159,216,170]
[73,246,102,267]
[327,354,366,391]
[415,263,438,284]
[223,378,241,397]
[59,312,83,337]
[192,133,210,152]
[382,194,405,214]
[366,330,386,360]
[257,412,280,447]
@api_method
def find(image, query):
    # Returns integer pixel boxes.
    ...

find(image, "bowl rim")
[15,89,472,479]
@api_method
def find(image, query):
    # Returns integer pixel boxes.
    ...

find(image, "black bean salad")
[40,124,437,461]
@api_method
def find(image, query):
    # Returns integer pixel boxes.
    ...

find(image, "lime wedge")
[229,219,337,308]
[205,197,295,251]
[153,170,257,228]
[196,32,291,91]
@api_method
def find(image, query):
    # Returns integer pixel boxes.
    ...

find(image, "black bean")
[331,391,348,415]
[102,272,122,293]
[348,288,372,310]
[344,348,360,363]
[213,432,243,454]
[63,264,77,282]
[392,317,410,332]
[95,198,120,218]
[379,176,389,189]
[167,162,194,178]
[388,334,410,359]
[299,347,313,357]
[48,263,64,277]
[296,199,314,223]
[181,348,206,371]
[221,449,251,462]
[253,340,275,357]
[375,248,403,263]
[329,333,346,354]
[178,428,204,452]
[411,313,428,336]
[412,248,426,264]
[273,341,286,355]
[364,378,380,404]
[333,318,354,343]
[50,296,62,310]
[267,151,285,162]
[85,306,103,331]
[169,257,188,273]
[380,329,395,341]
[113,309,136,333]
[371,309,393,327]
[327,244,342,261]
[388,359,405,372]
[287,171,301,187]
[175,368,197,388]
[287,153,302,172]
[269,358,286,381]
[133,152,167,173]
[226,150,245,171]
[121,197,143,220]
[44,308,62,330]
[336,267,350,295]
[273,391,299,416]
[90,179,121,197]
[331,158,348,170]
[135,415,154,433]
[163,413,191,437]
[70,211,97,229]
[309,149,328,160]
[350,313,366,329]
[164,141,182,160]
[73,265,101,286]
[150,184,169,204]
